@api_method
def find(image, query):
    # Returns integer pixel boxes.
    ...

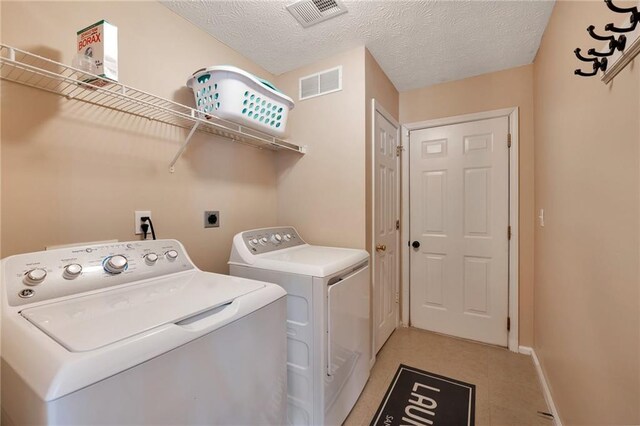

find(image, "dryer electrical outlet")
[134,211,152,235]
[204,211,219,228]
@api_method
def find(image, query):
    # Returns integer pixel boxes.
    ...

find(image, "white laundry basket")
[187,66,294,137]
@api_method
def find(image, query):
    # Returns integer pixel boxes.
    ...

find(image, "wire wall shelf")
[0,44,306,172]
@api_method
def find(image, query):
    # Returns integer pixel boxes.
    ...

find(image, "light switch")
[538,209,545,227]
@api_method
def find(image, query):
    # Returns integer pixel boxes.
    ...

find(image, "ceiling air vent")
[299,66,342,101]
[286,0,348,28]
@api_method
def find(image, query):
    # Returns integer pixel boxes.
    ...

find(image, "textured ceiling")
[161,0,555,91]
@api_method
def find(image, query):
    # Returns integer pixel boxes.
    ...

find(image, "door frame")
[371,99,401,362]
[401,107,520,352]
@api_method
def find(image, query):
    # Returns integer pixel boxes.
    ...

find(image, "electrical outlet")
[135,211,152,235]
[204,211,219,228]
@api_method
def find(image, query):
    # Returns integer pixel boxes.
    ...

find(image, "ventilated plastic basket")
[187,66,294,137]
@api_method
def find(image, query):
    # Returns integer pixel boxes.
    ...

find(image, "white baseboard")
[518,346,563,426]
[518,345,533,355]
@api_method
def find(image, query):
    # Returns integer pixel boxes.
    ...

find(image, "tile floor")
[344,327,551,426]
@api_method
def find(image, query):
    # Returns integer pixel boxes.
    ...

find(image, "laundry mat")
[370,364,475,426]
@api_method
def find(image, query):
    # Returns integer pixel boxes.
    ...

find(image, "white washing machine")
[1,239,287,426]
[229,227,370,426]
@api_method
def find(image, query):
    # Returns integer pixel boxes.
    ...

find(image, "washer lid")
[243,245,369,277]
[20,271,264,352]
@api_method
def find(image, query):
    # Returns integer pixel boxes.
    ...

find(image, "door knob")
[411,241,421,249]
[376,244,387,252]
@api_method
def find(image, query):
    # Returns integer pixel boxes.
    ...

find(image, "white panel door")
[373,109,400,354]
[409,117,509,346]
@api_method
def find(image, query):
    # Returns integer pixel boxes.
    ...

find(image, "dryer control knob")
[104,255,128,274]
[165,250,179,261]
[271,234,283,244]
[24,268,47,285]
[63,263,83,280]
[259,237,268,245]
[249,238,259,246]
[145,253,159,265]
[283,234,292,241]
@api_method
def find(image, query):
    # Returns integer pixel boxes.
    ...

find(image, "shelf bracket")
[169,121,200,173]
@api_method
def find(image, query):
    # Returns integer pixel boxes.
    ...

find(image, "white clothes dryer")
[1,239,287,426]
[229,227,370,426]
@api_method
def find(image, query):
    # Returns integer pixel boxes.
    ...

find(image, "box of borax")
[77,20,118,86]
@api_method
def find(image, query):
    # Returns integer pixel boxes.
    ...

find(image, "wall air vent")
[299,66,342,101]
[286,0,348,28]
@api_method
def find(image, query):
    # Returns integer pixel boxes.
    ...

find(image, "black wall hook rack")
[574,47,595,62]
[587,24,612,41]
[588,34,627,56]
[574,0,637,78]
[604,0,639,33]
[574,48,608,76]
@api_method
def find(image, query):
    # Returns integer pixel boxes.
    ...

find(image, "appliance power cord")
[141,216,156,240]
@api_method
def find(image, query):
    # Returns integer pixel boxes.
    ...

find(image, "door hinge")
[395,291,399,304]
[396,145,405,157]
[396,219,400,230]
[507,316,511,331]
[508,226,512,240]
[507,133,512,148]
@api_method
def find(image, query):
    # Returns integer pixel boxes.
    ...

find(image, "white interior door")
[373,106,400,354]
[409,117,509,346]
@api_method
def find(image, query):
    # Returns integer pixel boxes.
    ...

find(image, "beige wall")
[0,1,281,273]
[399,65,536,346]
[365,49,400,122]
[533,1,640,424]
[274,47,367,249]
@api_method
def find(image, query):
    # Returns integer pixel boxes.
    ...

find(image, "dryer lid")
[20,271,264,352]
[236,245,369,277]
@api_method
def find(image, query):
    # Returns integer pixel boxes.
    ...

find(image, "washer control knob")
[165,250,179,261]
[63,263,83,280]
[249,238,259,246]
[145,253,159,265]
[104,255,128,274]
[259,237,268,245]
[24,268,47,285]
[271,234,283,244]
[283,233,292,241]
